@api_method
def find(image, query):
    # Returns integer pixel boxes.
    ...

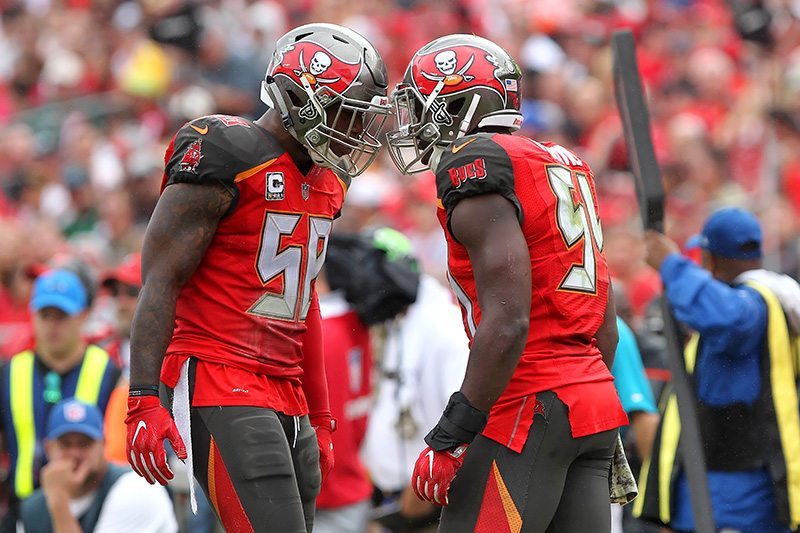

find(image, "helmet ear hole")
[287,90,303,108]
[447,98,466,117]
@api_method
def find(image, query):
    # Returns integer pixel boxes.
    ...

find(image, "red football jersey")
[156,115,347,396]
[315,295,373,509]
[435,133,627,450]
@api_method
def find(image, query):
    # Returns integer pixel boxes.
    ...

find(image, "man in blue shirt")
[637,207,800,533]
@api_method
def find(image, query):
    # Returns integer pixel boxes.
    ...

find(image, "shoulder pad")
[165,115,282,187]
[434,134,522,233]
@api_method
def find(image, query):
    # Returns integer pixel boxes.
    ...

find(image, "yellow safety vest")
[9,345,110,499]
[633,281,800,529]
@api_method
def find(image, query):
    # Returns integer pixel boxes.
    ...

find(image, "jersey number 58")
[248,212,332,321]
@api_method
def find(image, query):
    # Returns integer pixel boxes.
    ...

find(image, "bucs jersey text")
[435,133,627,451]
[157,115,348,403]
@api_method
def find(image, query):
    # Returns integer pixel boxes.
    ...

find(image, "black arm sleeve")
[435,134,522,238]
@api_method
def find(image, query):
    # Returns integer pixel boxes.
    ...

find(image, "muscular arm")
[128,183,232,387]
[595,284,619,369]
[450,194,531,412]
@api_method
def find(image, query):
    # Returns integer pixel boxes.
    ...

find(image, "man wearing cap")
[636,207,800,533]
[0,270,120,531]
[20,398,177,532]
[97,253,142,376]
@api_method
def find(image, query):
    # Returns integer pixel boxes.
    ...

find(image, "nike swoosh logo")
[133,421,147,444]
[190,124,208,135]
[451,138,477,154]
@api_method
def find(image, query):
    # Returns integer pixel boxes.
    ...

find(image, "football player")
[124,23,389,532]
[386,34,628,532]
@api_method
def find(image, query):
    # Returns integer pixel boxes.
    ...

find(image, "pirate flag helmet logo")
[273,42,362,96]
[386,34,523,175]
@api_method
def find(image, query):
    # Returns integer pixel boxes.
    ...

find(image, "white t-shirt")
[92,471,178,533]
[361,276,470,492]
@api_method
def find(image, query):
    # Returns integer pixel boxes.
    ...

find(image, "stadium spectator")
[637,207,800,533]
[95,252,141,375]
[93,253,141,465]
[0,0,799,330]
[314,227,454,532]
[20,398,177,533]
[312,262,374,533]
[356,231,470,532]
[0,269,120,531]
[0,232,36,360]
[612,318,660,463]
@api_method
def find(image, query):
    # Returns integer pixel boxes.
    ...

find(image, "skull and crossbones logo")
[294,49,341,87]
[423,50,475,86]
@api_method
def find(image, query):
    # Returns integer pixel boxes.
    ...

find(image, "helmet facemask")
[309,85,390,177]
[386,34,524,175]
[263,76,390,177]
[387,81,484,174]
[386,83,445,175]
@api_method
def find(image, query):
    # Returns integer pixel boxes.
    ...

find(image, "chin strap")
[458,94,482,138]
[428,145,446,174]
[261,77,297,138]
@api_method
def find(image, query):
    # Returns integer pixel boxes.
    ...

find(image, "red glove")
[412,444,468,506]
[125,395,187,485]
[311,416,336,484]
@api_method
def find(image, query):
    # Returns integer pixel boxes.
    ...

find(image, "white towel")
[173,360,197,514]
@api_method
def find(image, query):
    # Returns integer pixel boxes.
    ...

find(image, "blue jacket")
[661,254,788,533]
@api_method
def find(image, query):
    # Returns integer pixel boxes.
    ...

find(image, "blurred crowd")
[2,0,800,352]
[1,0,800,530]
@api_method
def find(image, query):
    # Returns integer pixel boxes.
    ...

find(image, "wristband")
[424,391,488,452]
[311,416,338,433]
[129,386,160,398]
